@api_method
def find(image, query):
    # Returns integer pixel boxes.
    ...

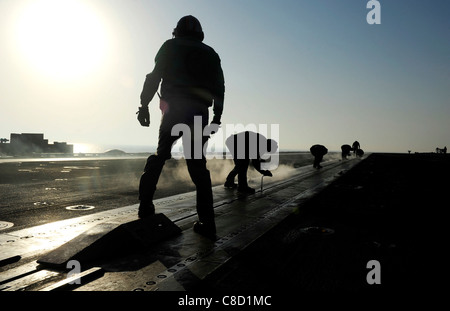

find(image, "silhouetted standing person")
[352,140,360,155]
[341,144,352,160]
[224,131,278,194]
[310,144,328,169]
[136,16,225,239]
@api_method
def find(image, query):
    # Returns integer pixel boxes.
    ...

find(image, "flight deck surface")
[0,157,360,292]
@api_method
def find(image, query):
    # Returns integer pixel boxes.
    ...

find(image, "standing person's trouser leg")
[186,157,215,228]
[183,110,216,232]
[138,99,216,236]
[138,106,182,216]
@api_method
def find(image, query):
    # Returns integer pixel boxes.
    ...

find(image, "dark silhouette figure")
[137,16,225,239]
[436,146,447,154]
[341,144,352,160]
[356,149,364,157]
[310,144,328,169]
[352,141,360,155]
[224,131,278,194]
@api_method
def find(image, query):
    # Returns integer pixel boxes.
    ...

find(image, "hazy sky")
[1,0,449,153]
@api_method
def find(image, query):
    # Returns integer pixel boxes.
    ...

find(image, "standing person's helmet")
[172,15,204,41]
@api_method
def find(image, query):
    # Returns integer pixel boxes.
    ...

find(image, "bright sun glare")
[14,0,109,80]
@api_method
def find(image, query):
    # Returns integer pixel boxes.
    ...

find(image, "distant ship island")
[0,133,73,156]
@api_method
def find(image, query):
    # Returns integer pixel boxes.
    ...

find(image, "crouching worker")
[310,144,328,169]
[341,144,352,160]
[224,131,278,194]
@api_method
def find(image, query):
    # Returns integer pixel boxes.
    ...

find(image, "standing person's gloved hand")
[210,115,221,134]
[137,106,150,127]
[211,115,221,126]
[205,115,221,136]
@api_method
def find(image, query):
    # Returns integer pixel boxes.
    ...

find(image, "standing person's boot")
[187,158,216,240]
[193,221,216,240]
[138,186,156,218]
[138,201,155,218]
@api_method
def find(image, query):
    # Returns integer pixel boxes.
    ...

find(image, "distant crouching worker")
[355,149,364,157]
[224,131,278,194]
[436,146,447,154]
[341,144,352,160]
[310,144,328,169]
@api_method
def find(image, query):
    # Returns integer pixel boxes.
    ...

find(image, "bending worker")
[310,144,328,169]
[224,131,278,194]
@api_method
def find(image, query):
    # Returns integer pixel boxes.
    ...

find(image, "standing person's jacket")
[140,37,225,123]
